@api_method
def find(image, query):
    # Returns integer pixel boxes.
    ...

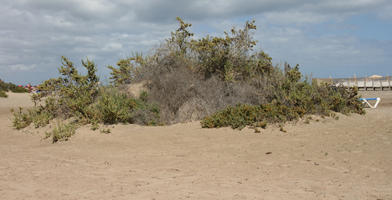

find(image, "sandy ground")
[0,92,391,200]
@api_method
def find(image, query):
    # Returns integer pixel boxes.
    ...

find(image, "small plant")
[11,108,32,129]
[26,105,55,128]
[47,122,77,143]
[91,123,99,131]
[0,90,7,98]
[254,121,267,129]
[100,128,111,134]
[279,125,287,133]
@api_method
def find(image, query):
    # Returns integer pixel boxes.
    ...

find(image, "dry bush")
[139,55,268,124]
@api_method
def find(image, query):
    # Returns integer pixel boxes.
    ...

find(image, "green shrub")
[108,54,145,86]
[0,90,7,98]
[31,109,54,128]
[190,20,273,81]
[84,87,161,125]
[0,79,28,93]
[35,56,99,118]
[12,57,99,139]
[93,88,135,124]
[10,86,29,93]
[201,103,304,130]
[11,107,33,129]
[201,78,364,130]
[12,106,54,129]
[12,57,161,141]
[46,122,77,143]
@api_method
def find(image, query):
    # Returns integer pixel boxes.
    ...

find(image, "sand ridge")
[0,92,391,200]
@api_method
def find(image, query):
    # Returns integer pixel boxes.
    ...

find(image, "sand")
[0,91,391,200]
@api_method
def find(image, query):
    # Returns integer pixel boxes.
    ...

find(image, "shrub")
[12,57,161,141]
[12,17,365,139]
[108,54,145,86]
[201,103,304,130]
[31,109,54,128]
[11,106,55,129]
[11,107,32,129]
[0,90,7,98]
[10,86,29,93]
[201,71,364,130]
[46,122,77,143]
[130,18,364,125]
[34,56,99,120]
[93,88,136,124]
[0,79,29,93]
[85,87,160,125]
[190,20,273,81]
[12,57,99,139]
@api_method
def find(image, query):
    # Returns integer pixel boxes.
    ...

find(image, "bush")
[201,103,303,130]
[201,67,364,130]
[45,122,77,143]
[10,86,29,93]
[11,106,55,129]
[33,56,100,120]
[0,79,29,93]
[132,18,363,125]
[0,90,7,98]
[12,58,160,142]
[93,88,135,124]
[81,87,161,125]
[108,54,145,86]
[12,17,365,139]
[31,109,54,128]
[12,57,99,140]
[11,107,33,129]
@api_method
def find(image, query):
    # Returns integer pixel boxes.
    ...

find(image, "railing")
[337,79,392,91]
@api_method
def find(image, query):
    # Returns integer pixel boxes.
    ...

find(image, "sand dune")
[0,92,391,200]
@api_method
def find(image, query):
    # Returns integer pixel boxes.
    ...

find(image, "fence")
[314,76,392,91]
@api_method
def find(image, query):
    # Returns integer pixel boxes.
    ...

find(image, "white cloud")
[102,42,123,51]
[263,11,329,25]
[10,64,37,71]
[0,0,391,83]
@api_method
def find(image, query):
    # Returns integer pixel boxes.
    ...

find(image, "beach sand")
[0,91,391,200]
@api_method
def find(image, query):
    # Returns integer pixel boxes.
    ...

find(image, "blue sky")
[0,0,391,85]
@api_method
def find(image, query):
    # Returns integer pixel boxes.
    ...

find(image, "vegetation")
[0,79,29,97]
[0,90,7,98]
[45,122,77,143]
[108,54,144,86]
[201,84,363,130]
[12,57,159,142]
[12,17,364,141]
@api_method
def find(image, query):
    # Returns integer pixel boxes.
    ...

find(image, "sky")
[1,0,391,85]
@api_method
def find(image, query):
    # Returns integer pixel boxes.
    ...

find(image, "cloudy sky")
[1,0,391,84]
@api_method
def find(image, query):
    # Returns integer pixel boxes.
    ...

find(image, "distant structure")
[314,75,392,91]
